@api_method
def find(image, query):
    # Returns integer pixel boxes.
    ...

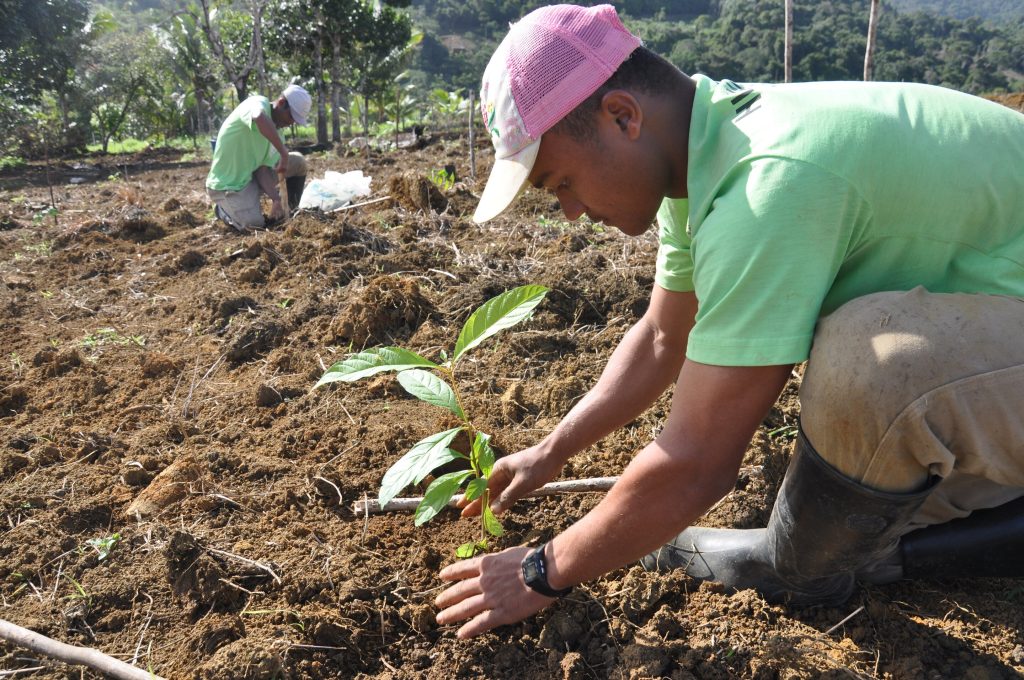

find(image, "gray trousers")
[206,152,307,230]
[800,287,1024,532]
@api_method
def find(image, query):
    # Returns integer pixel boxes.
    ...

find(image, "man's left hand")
[435,546,555,638]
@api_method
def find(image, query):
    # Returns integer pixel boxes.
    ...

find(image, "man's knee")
[803,287,1024,430]
[286,152,307,178]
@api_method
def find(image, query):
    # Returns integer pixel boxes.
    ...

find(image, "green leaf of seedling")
[314,347,437,388]
[472,432,495,476]
[483,504,504,537]
[456,539,489,559]
[463,477,487,503]
[397,369,465,419]
[415,470,473,526]
[379,427,465,505]
[452,285,549,364]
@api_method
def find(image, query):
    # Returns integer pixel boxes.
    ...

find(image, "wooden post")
[468,91,476,180]
[864,0,880,81]
[277,172,289,225]
[784,0,793,83]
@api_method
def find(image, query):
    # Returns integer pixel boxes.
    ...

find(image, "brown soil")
[1,133,1022,680]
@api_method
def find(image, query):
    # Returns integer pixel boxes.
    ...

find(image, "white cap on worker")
[282,84,312,125]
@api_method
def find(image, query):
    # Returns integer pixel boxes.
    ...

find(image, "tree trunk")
[314,10,328,145]
[864,0,880,81]
[329,36,344,143]
[784,0,793,83]
[195,0,258,103]
[252,0,268,95]
[331,83,342,143]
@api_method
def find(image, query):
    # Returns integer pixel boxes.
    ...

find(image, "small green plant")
[277,298,294,309]
[427,167,455,192]
[9,352,24,377]
[40,290,54,299]
[767,425,798,440]
[0,156,25,170]
[78,328,145,350]
[31,207,58,225]
[65,576,91,606]
[21,239,53,256]
[315,285,549,557]
[84,533,121,561]
[537,216,572,232]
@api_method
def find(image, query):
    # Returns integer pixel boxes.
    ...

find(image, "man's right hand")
[275,155,288,177]
[269,199,285,220]
[459,443,565,517]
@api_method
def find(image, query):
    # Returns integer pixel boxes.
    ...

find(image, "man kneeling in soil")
[206,84,311,232]
[434,4,1024,638]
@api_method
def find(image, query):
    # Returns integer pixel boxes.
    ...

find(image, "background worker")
[434,4,1024,638]
[206,84,311,232]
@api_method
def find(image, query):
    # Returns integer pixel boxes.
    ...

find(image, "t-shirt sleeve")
[655,197,696,293]
[241,98,268,128]
[686,158,868,366]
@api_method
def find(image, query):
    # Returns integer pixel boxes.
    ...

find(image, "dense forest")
[411,0,1024,91]
[1,0,1022,160]
[889,0,1024,23]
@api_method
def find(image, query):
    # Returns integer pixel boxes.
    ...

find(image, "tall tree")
[81,30,161,152]
[194,0,268,101]
[157,9,220,137]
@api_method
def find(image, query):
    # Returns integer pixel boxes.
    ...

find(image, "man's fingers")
[456,608,507,639]
[435,592,486,626]
[437,557,482,582]
[459,498,481,518]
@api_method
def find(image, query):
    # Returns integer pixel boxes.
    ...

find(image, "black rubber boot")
[286,175,305,211]
[642,428,936,605]
[898,495,1024,579]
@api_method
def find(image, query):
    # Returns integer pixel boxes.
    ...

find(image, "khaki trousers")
[206,152,307,229]
[800,287,1024,531]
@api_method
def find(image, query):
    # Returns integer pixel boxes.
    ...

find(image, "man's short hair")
[553,46,681,143]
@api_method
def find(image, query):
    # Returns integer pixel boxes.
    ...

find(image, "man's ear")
[600,90,643,140]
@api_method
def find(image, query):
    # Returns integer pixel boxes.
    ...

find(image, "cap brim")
[291,111,308,125]
[473,139,540,223]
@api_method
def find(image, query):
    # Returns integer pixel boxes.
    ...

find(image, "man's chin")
[614,220,654,237]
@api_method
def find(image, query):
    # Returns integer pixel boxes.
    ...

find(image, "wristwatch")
[521,543,573,598]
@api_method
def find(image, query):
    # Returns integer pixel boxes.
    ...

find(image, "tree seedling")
[314,284,549,557]
[428,167,456,192]
[84,533,121,561]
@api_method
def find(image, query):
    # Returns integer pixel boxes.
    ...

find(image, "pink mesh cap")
[474,4,642,223]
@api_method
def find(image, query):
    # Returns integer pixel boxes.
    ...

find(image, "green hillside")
[888,0,1024,23]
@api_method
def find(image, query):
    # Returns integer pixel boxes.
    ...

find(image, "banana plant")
[315,284,549,557]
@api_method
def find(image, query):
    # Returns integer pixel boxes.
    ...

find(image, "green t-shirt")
[656,75,1024,366]
[205,96,281,192]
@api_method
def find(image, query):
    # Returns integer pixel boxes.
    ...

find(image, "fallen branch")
[0,618,163,680]
[354,464,765,515]
[354,476,620,514]
[326,195,392,213]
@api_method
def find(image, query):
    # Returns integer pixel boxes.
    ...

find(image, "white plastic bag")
[297,170,373,212]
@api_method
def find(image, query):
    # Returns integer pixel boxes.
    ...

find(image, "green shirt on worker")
[206,96,281,193]
[656,74,1024,366]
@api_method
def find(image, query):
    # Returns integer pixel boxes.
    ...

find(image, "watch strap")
[521,543,573,598]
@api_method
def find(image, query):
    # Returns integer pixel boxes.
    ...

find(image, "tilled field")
[0,136,1022,679]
